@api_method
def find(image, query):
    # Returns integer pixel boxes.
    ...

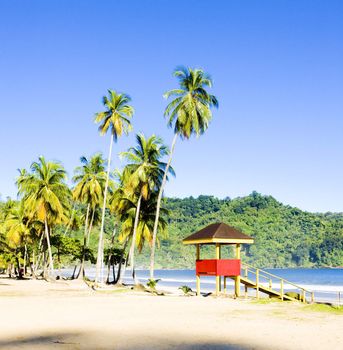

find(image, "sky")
[0,0,342,213]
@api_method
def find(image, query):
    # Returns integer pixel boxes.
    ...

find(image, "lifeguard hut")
[183,222,254,297]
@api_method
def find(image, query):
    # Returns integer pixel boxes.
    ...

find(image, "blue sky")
[0,0,342,212]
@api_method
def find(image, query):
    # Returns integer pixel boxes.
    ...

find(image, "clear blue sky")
[0,0,342,213]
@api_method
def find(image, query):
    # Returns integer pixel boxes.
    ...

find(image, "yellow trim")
[235,244,241,259]
[183,238,254,245]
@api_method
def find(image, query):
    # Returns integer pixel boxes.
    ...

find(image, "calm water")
[62,267,343,303]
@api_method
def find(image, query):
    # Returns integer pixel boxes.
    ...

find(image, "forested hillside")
[2,192,343,270]
[138,192,343,269]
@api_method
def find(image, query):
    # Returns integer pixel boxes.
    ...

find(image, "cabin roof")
[183,222,254,245]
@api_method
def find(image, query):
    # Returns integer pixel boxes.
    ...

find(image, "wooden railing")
[241,263,314,303]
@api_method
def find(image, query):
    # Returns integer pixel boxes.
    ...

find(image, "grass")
[251,298,283,304]
[303,303,343,314]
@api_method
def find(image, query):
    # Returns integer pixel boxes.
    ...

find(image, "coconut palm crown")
[94,89,134,140]
[120,133,174,199]
[17,157,71,225]
[72,153,107,209]
[164,66,218,139]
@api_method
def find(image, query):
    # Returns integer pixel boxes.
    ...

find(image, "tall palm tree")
[120,133,172,283]
[112,179,168,285]
[94,89,134,284]
[72,153,107,278]
[17,156,71,278]
[150,67,219,278]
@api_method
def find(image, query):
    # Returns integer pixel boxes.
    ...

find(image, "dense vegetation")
[148,192,343,269]
[1,192,343,275]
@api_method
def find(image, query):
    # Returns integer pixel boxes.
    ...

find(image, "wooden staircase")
[234,263,314,303]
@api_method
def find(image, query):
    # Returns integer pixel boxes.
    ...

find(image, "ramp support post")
[196,244,200,296]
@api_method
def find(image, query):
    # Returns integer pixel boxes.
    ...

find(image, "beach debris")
[179,285,195,296]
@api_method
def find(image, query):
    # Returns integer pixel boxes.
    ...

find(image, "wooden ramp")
[233,263,314,303]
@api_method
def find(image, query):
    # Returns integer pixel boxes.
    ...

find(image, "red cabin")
[196,259,241,277]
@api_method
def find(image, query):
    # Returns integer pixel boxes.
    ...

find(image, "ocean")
[61,267,343,304]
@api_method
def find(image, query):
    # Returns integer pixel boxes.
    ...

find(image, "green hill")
[137,192,343,269]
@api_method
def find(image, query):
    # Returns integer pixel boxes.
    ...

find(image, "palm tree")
[120,133,171,284]
[94,89,134,284]
[118,191,168,281]
[17,156,71,279]
[2,202,31,278]
[150,66,218,279]
[72,153,107,278]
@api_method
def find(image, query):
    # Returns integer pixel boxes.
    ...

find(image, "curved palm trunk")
[129,194,142,285]
[87,209,95,246]
[96,134,114,285]
[150,133,178,279]
[78,203,90,279]
[116,238,129,284]
[16,254,23,279]
[23,243,27,276]
[44,217,54,279]
[106,226,116,284]
[63,204,76,236]
[30,258,37,279]
[71,265,78,279]
[34,234,44,274]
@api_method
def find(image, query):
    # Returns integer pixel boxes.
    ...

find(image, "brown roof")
[183,222,254,245]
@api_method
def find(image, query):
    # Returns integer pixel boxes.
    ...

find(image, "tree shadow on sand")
[0,331,264,350]
[0,332,82,349]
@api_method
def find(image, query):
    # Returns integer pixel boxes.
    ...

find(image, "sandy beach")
[0,277,342,350]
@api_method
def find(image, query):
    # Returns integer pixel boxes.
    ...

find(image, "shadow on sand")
[0,331,261,349]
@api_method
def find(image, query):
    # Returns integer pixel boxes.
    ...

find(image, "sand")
[0,277,342,350]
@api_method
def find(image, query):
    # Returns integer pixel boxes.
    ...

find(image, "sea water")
[62,267,343,304]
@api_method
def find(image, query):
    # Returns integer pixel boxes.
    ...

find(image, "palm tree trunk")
[71,264,78,279]
[116,238,129,284]
[34,234,44,274]
[78,203,90,279]
[118,253,129,285]
[87,209,95,246]
[44,217,54,279]
[23,243,27,276]
[63,203,76,236]
[30,258,37,280]
[16,253,23,279]
[150,133,178,279]
[42,249,47,279]
[57,247,62,279]
[106,226,116,284]
[96,134,114,285]
[129,194,142,285]
[112,263,116,283]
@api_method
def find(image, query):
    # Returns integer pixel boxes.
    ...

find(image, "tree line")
[145,193,343,269]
